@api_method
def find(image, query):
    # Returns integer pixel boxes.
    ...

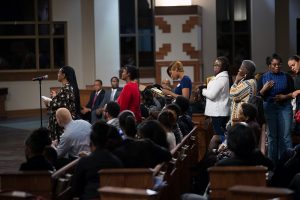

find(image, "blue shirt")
[174,75,192,98]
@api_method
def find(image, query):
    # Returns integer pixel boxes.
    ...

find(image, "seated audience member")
[138,120,169,149]
[174,96,194,136]
[81,79,105,123]
[140,88,161,119]
[19,127,54,171]
[114,110,172,168]
[271,144,300,188]
[72,121,123,200]
[95,76,123,120]
[104,101,121,130]
[163,104,183,144]
[216,123,273,170]
[53,108,91,161]
[158,110,177,150]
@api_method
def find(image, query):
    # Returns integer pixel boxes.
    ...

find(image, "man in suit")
[94,76,122,121]
[81,79,105,123]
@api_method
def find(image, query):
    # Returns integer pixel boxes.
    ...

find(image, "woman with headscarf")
[229,60,257,124]
[43,66,81,140]
[257,54,294,164]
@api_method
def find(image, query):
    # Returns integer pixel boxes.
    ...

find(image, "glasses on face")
[213,64,221,67]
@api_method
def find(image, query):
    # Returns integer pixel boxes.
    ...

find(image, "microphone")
[32,75,48,81]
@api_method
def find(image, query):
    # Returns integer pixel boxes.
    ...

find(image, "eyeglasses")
[213,64,221,67]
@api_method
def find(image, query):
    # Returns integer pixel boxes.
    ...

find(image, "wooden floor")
[0,116,48,173]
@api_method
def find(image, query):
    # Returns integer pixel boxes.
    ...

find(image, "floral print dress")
[48,84,76,140]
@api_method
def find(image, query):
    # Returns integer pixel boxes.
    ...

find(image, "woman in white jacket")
[202,56,231,142]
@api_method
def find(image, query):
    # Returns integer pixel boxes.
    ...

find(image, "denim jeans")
[211,116,228,142]
[264,101,293,163]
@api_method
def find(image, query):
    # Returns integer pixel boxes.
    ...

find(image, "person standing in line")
[43,65,80,140]
[257,53,294,164]
[202,56,230,143]
[162,61,192,100]
[117,65,142,122]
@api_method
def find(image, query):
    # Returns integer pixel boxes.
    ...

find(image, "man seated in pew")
[94,76,123,122]
[71,121,123,200]
[19,127,54,171]
[113,110,172,168]
[52,108,91,163]
[81,79,106,123]
[103,101,121,131]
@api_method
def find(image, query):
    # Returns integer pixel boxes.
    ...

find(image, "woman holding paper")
[43,66,80,140]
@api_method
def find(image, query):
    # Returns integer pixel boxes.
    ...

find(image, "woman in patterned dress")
[44,66,80,140]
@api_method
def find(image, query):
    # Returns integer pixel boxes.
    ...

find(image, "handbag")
[294,110,300,123]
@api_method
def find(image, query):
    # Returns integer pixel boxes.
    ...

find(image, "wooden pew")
[98,126,200,200]
[192,114,213,161]
[99,186,157,200]
[99,168,154,189]
[228,185,294,200]
[208,166,267,200]
[0,171,53,199]
[0,191,36,200]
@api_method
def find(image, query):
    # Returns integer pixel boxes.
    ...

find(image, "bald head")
[56,108,72,127]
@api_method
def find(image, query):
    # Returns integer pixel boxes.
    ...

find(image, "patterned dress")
[229,78,257,123]
[48,84,76,140]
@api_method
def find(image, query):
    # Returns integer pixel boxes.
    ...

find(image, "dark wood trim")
[139,67,156,78]
[155,5,202,15]
[0,70,58,81]
[7,108,48,118]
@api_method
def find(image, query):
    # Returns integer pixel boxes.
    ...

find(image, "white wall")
[251,0,275,73]
[94,0,120,86]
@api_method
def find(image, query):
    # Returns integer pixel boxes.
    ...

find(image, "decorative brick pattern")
[155,17,171,33]
[182,43,200,59]
[182,16,199,32]
[156,43,171,60]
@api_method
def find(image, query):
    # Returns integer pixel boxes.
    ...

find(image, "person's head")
[121,65,139,81]
[174,96,190,114]
[56,107,72,127]
[238,60,256,79]
[288,55,300,73]
[161,78,171,88]
[169,61,184,80]
[238,103,258,122]
[90,121,122,151]
[141,89,154,106]
[158,110,177,131]
[104,101,120,120]
[25,127,52,159]
[118,110,137,138]
[213,56,230,75]
[227,123,256,158]
[111,76,119,89]
[164,103,181,118]
[138,120,169,149]
[266,53,282,74]
[94,79,102,92]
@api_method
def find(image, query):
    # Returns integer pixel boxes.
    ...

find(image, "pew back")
[208,166,267,200]
[99,186,157,200]
[99,168,154,189]
[0,171,53,199]
[228,185,294,200]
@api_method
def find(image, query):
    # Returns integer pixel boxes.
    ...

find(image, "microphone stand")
[38,79,43,127]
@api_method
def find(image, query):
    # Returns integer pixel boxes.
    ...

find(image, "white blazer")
[202,71,230,117]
